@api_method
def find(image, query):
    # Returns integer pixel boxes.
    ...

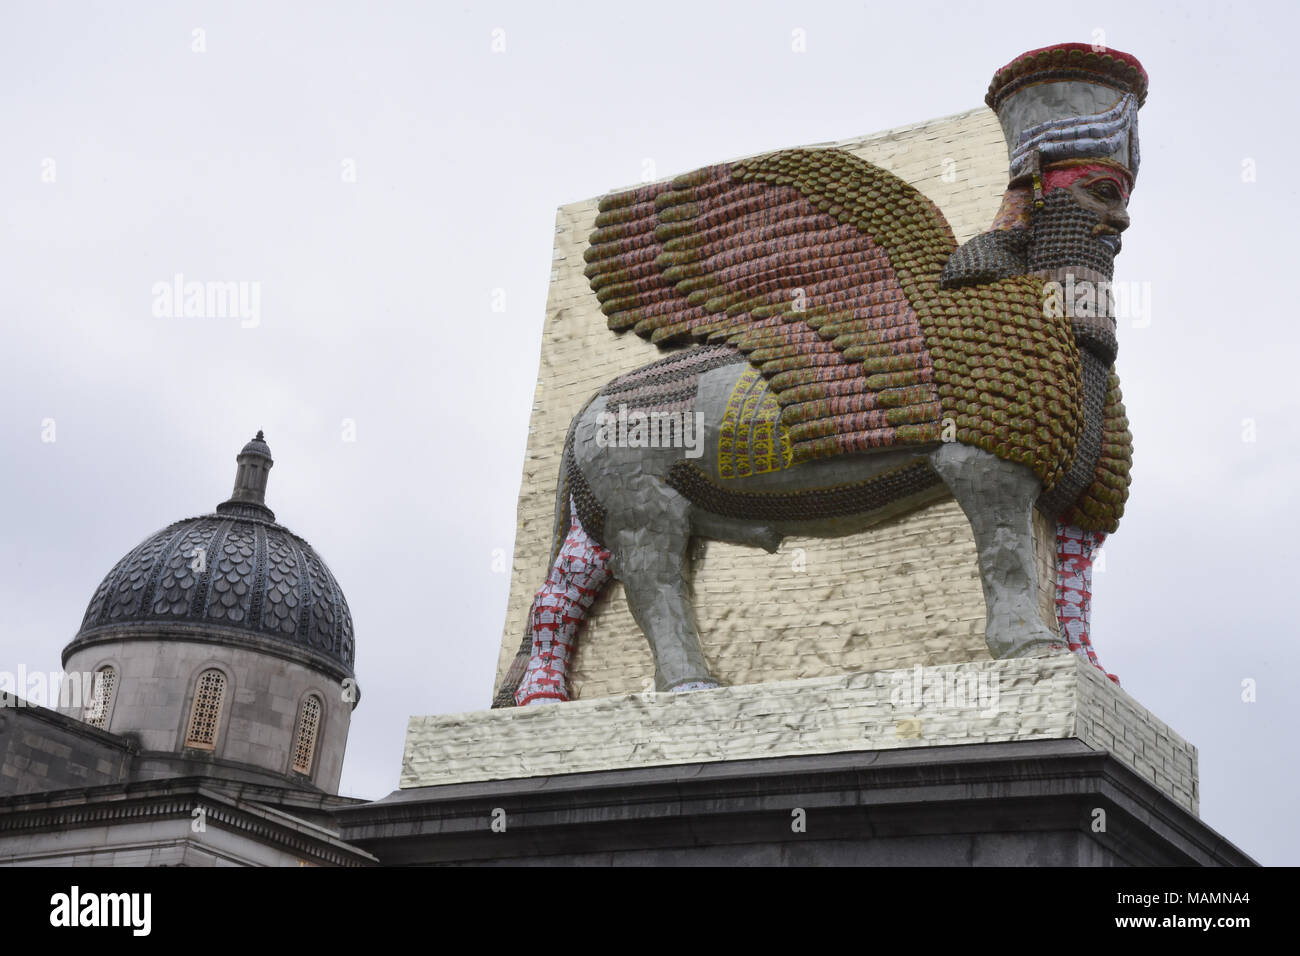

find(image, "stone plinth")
[403,655,1198,816]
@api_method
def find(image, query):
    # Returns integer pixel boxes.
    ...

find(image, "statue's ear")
[938,229,1029,289]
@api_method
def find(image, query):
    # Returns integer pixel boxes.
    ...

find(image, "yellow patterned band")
[718,367,794,479]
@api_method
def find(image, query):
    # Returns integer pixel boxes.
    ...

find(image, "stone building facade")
[0,434,373,866]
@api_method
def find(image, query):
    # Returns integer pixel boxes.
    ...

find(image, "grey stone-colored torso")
[573,359,945,550]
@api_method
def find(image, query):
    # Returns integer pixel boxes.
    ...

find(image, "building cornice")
[0,778,376,867]
[337,739,1256,867]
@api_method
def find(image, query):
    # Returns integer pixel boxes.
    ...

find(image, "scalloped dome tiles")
[72,433,355,673]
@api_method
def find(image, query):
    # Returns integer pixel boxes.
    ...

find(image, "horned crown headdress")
[986,43,1149,189]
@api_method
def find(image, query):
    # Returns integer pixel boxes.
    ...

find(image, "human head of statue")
[941,43,1148,298]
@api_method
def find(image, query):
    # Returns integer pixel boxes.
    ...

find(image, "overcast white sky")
[3,1,1297,865]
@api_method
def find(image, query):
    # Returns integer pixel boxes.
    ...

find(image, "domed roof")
[239,430,273,459]
[68,433,354,675]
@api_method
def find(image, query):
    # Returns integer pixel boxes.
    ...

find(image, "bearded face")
[938,160,1134,290]
[1027,163,1132,283]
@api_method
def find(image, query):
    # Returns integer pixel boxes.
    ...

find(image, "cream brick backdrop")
[495,107,1061,702]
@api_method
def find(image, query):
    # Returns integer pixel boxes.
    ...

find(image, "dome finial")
[215,430,275,520]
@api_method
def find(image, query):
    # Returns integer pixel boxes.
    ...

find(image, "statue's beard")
[1026,189,1118,283]
[1023,190,1121,363]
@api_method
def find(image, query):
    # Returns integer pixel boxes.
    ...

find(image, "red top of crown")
[987,42,1149,110]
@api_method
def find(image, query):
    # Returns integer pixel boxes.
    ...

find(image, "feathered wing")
[584,148,1102,518]
[584,149,955,462]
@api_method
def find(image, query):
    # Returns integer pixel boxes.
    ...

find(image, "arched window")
[291,694,323,776]
[83,666,117,729]
[184,669,227,750]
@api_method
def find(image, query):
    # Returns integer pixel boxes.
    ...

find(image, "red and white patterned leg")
[1055,523,1119,685]
[514,502,613,706]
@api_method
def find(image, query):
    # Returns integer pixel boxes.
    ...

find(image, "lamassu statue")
[496,43,1146,707]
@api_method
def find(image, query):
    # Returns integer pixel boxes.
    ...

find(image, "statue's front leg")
[930,444,1063,659]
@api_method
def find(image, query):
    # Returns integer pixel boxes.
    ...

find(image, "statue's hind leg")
[514,501,612,706]
[930,444,1063,659]
[606,485,717,693]
[1056,524,1119,684]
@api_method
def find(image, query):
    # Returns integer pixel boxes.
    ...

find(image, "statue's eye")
[1090,181,1122,202]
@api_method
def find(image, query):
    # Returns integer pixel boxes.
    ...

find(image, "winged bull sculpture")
[495,43,1147,707]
